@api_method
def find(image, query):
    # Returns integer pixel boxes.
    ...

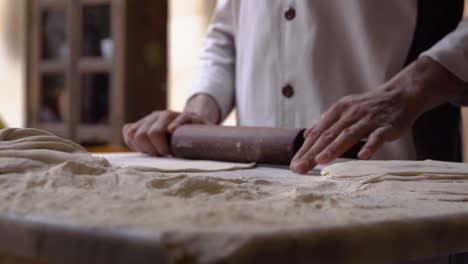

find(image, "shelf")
[38,0,67,9]
[81,4,111,58]
[77,125,113,144]
[80,0,112,6]
[78,58,112,72]
[84,145,132,153]
[39,61,66,74]
[80,73,110,125]
[28,0,168,147]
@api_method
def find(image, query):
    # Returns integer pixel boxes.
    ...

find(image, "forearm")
[186,1,236,121]
[184,94,222,124]
[402,56,466,115]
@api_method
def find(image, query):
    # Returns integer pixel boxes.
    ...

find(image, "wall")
[168,0,236,125]
[168,0,214,112]
[0,0,26,127]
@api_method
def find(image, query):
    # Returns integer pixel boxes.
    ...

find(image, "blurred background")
[0,0,232,133]
[0,0,465,151]
[0,0,26,128]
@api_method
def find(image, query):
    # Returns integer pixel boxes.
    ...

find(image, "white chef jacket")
[188,0,468,160]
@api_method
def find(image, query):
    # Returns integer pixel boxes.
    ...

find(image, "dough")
[321,159,468,205]
[321,160,468,183]
[0,128,86,153]
[0,128,109,173]
[0,128,255,174]
[2,128,468,263]
[94,153,256,173]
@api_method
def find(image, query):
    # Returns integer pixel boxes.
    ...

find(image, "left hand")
[290,56,466,174]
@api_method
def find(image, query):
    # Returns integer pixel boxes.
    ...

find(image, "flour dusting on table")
[2,128,468,262]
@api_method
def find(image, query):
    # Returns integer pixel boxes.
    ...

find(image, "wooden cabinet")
[27,0,167,145]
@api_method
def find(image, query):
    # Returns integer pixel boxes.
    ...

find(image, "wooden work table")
[1,154,468,264]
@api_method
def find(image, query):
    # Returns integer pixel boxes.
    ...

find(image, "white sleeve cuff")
[187,68,235,120]
[421,19,468,105]
[421,20,468,83]
[185,0,236,120]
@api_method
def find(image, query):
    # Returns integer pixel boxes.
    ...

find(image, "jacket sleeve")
[187,0,236,120]
[421,18,468,104]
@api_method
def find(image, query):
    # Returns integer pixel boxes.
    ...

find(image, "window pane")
[41,9,67,60]
[40,74,66,123]
[81,73,109,124]
[82,4,111,58]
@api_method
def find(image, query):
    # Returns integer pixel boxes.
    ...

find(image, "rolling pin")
[171,125,362,165]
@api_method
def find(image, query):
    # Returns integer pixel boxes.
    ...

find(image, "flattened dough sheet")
[322,160,468,183]
[94,153,256,173]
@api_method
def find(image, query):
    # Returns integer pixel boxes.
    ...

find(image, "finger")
[147,112,177,155]
[292,115,360,173]
[303,121,317,138]
[358,126,393,160]
[167,114,194,133]
[131,112,154,128]
[123,122,140,151]
[124,111,155,149]
[315,118,373,164]
[122,123,132,147]
[133,116,160,155]
[292,122,332,163]
[310,108,341,136]
[292,130,339,174]
[292,106,343,162]
[125,111,166,152]
[290,135,317,171]
[292,136,312,163]
[303,118,322,138]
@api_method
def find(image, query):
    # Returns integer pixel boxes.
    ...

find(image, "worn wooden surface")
[1,155,468,264]
[1,212,468,264]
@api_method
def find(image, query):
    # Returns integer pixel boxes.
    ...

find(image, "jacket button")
[284,7,296,20]
[282,84,294,98]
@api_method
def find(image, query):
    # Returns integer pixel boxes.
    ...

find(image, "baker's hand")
[290,88,417,174]
[123,110,211,156]
[290,56,465,174]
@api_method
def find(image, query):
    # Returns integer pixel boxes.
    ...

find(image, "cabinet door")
[28,0,71,139]
[76,0,114,144]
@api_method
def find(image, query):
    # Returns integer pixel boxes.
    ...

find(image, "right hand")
[122,110,211,156]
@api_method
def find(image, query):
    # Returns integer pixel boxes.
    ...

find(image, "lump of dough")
[321,160,468,180]
[0,128,109,173]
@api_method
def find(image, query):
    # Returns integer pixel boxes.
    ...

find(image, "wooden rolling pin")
[171,125,362,165]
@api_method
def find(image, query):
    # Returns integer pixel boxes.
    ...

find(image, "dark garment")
[406,0,465,162]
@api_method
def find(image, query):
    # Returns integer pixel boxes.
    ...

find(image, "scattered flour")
[2,128,468,262]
